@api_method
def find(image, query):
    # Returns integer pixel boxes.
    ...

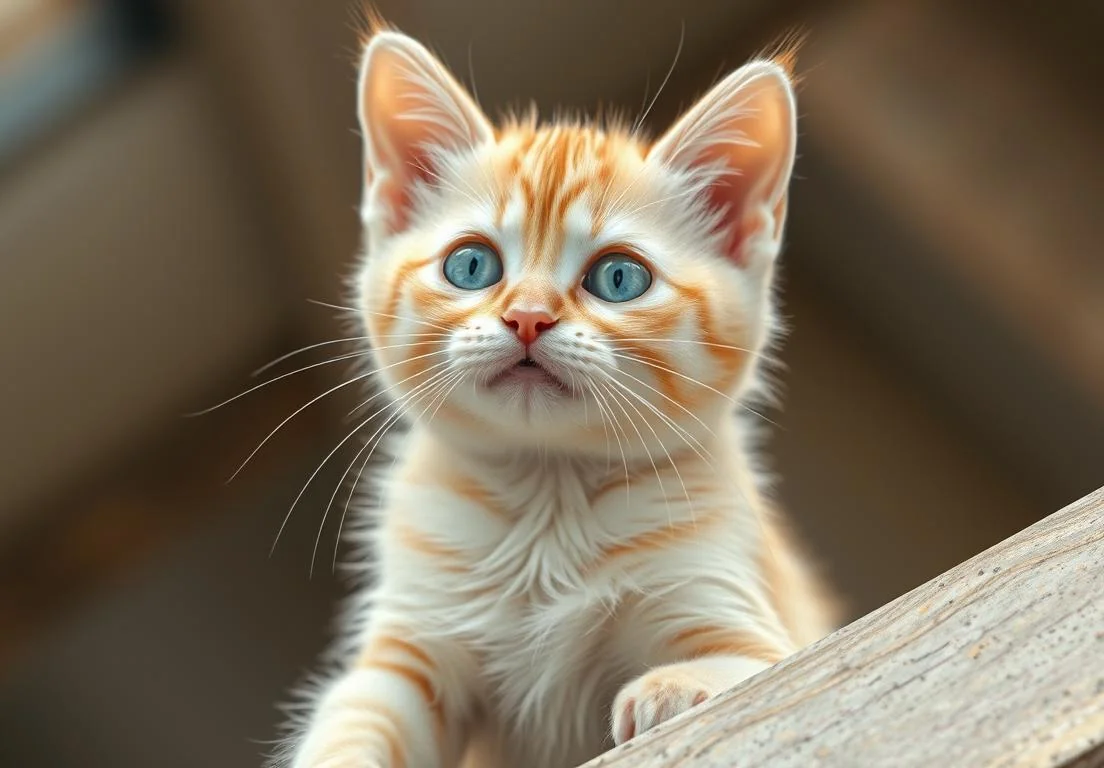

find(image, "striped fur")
[284,26,836,768]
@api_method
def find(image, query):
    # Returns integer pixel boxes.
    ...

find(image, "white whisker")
[306,298,358,314]
[600,373,698,522]
[308,298,456,334]
[610,349,781,428]
[229,351,451,482]
[585,379,631,500]
[614,337,774,363]
[605,363,716,445]
[313,365,460,575]
[632,22,684,134]
[190,349,373,417]
[251,336,370,377]
[600,370,712,468]
[600,380,670,521]
[329,366,464,572]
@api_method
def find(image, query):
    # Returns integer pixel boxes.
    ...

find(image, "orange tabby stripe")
[588,514,718,572]
[672,625,785,664]
[368,634,437,670]
[590,161,615,237]
[554,176,589,225]
[589,467,649,504]
[682,281,747,385]
[315,701,405,768]
[519,175,537,240]
[380,254,437,336]
[393,524,467,572]
[357,659,437,705]
[531,131,572,251]
[357,641,448,747]
[621,342,682,404]
[446,472,509,519]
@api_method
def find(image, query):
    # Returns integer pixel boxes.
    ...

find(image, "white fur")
[278,31,825,768]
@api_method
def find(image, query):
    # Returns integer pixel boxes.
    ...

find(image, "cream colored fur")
[280,28,835,768]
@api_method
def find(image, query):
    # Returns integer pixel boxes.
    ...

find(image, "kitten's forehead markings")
[503,126,628,271]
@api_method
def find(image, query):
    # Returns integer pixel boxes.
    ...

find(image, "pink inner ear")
[648,63,796,268]
[705,180,790,269]
[372,157,437,234]
[703,170,757,268]
[357,32,493,235]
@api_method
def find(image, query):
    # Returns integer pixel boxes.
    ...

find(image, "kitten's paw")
[611,666,716,745]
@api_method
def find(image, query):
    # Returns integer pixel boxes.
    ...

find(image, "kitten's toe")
[611,667,714,745]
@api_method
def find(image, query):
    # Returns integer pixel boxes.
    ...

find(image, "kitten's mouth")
[486,356,569,393]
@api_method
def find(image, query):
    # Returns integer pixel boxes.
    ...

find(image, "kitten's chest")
[422,462,630,764]
[436,457,612,595]
[468,581,623,767]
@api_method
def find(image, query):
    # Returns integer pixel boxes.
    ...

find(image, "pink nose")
[502,308,558,345]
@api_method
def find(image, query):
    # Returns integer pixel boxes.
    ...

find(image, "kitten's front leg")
[292,626,469,768]
[610,654,771,744]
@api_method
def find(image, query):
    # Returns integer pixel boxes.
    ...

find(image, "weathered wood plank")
[581,486,1104,768]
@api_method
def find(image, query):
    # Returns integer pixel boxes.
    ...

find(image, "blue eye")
[443,242,503,290]
[582,253,652,303]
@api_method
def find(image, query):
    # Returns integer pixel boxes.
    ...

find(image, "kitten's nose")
[501,308,558,345]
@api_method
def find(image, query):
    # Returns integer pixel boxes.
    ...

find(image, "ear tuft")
[350,3,391,50]
[758,27,808,87]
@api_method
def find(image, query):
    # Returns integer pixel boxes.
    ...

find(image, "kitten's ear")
[357,31,493,233]
[648,61,796,267]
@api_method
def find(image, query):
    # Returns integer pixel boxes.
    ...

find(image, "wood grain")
[580,486,1104,768]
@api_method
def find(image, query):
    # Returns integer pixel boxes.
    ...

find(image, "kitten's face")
[354,32,795,457]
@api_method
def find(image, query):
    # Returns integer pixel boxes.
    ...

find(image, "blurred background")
[1,0,1101,765]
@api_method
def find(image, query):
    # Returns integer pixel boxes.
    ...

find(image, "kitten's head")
[353,29,796,459]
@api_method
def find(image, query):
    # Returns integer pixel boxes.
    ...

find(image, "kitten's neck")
[410,417,752,492]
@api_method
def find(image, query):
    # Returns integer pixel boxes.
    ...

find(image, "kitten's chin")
[449,358,587,432]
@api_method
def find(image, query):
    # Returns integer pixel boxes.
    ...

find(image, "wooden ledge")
[582,486,1104,767]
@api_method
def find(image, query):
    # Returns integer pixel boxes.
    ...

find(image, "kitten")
[283,21,836,768]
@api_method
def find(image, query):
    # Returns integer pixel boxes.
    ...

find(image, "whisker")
[308,298,455,334]
[614,337,774,362]
[600,380,670,520]
[313,366,459,575]
[423,369,467,427]
[604,364,715,445]
[329,366,462,572]
[600,370,712,467]
[252,333,448,379]
[251,336,370,377]
[601,374,699,522]
[585,379,630,500]
[362,308,454,334]
[608,350,733,401]
[307,298,358,314]
[276,360,452,560]
[578,374,609,470]
[189,349,373,417]
[632,21,684,134]
[228,351,451,482]
[346,356,452,417]
[230,371,371,483]
[610,350,782,428]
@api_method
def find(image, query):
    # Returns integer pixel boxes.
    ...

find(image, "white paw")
[611,667,716,745]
